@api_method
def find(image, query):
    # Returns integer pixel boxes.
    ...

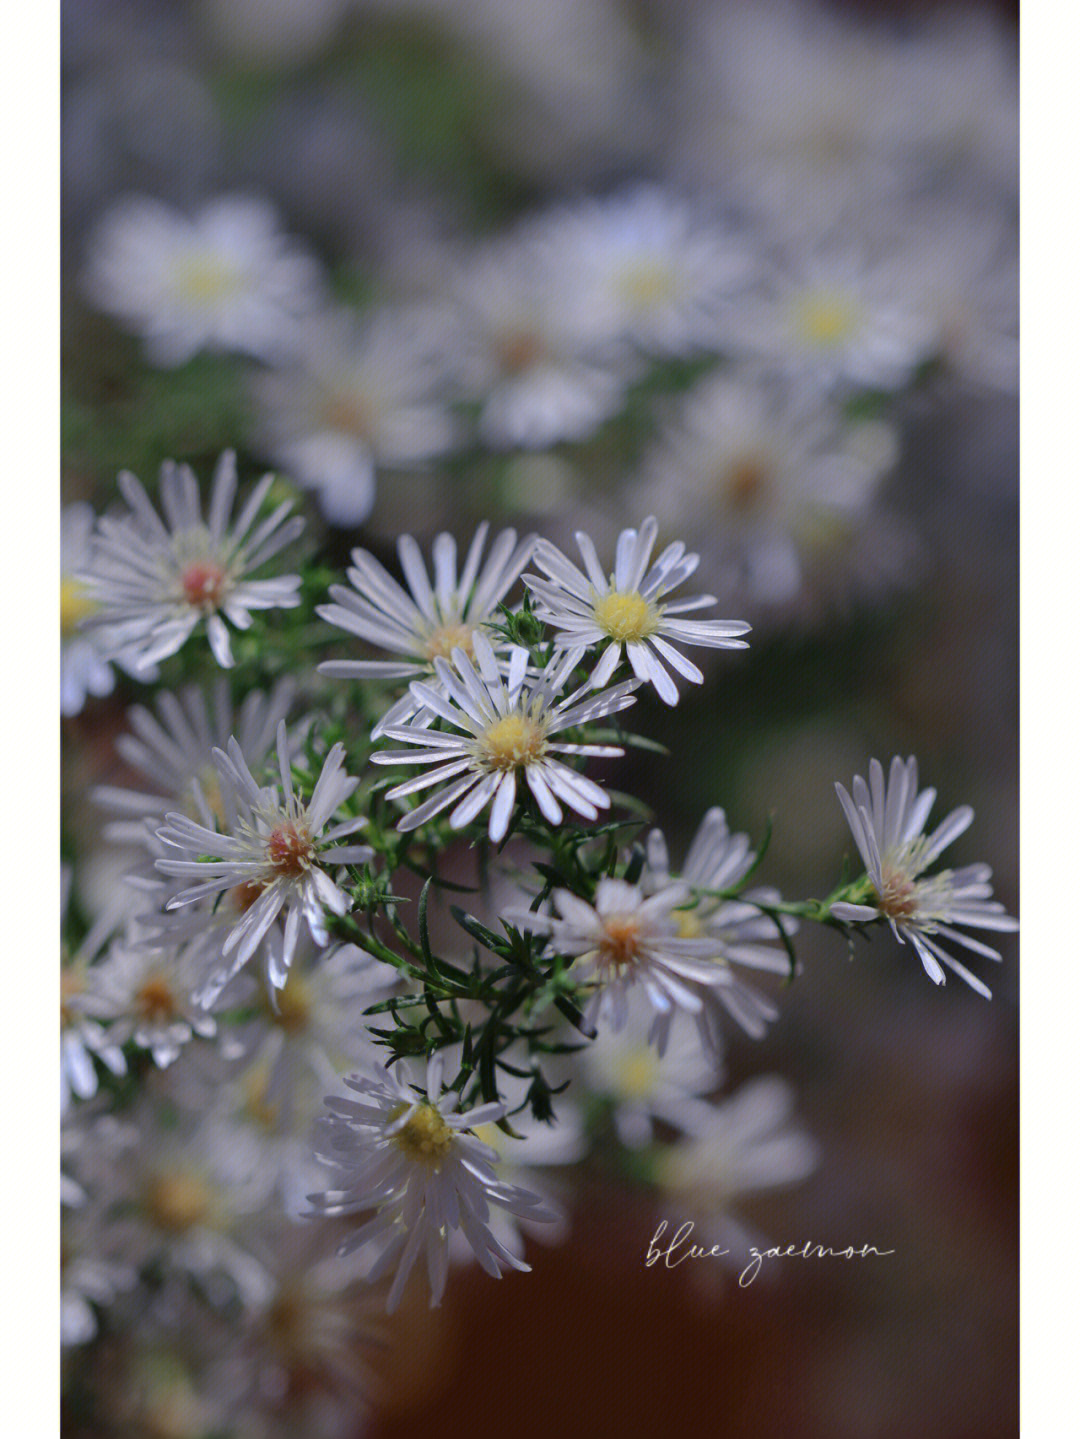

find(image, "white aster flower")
[641,808,795,1045]
[654,1075,821,1261]
[92,933,219,1068]
[450,230,628,450]
[513,877,738,1050]
[250,307,462,526]
[832,756,1018,997]
[61,879,128,1113]
[309,1053,557,1312]
[317,522,535,737]
[93,676,300,851]
[155,722,372,1003]
[726,246,938,393]
[546,184,754,359]
[61,503,120,716]
[524,517,750,705]
[82,450,304,672]
[370,632,637,842]
[82,192,325,366]
[637,370,896,606]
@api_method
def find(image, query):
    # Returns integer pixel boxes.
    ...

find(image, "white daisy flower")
[653,1075,821,1262]
[61,503,120,716]
[832,756,1018,998]
[82,192,325,366]
[369,632,638,843]
[580,990,723,1149]
[641,808,795,1045]
[546,184,754,359]
[524,517,751,706]
[155,722,373,1002]
[317,522,536,737]
[726,246,938,393]
[250,306,462,526]
[309,1053,557,1312]
[637,370,897,606]
[93,676,300,851]
[92,933,219,1068]
[82,450,304,672]
[512,877,738,1050]
[450,230,628,450]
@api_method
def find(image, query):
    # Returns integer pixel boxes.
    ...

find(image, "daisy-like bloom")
[580,990,723,1149]
[832,756,1018,998]
[725,245,938,394]
[61,503,120,716]
[511,877,741,1050]
[93,676,300,852]
[82,192,325,366]
[544,184,754,359]
[317,522,536,738]
[636,370,897,607]
[92,932,219,1068]
[524,517,750,706]
[308,1053,557,1312]
[449,228,629,450]
[653,1075,821,1263]
[370,632,638,843]
[641,808,795,1045]
[155,722,373,1002]
[250,306,462,526]
[82,450,304,672]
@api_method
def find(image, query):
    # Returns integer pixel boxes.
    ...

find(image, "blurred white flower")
[525,517,750,705]
[82,450,304,672]
[371,632,637,842]
[61,875,128,1114]
[83,192,325,365]
[654,1075,821,1260]
[637,370,896,606]
[309,1053,557,1311]
[832,756,1018,997]
[251,307,462,526]
[61,503,119,716]
[93,933,219,1068]
[317,522,535,737]
[155,723,372,1003]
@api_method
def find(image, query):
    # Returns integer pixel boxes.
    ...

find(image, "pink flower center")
[266,821,315,875]
[875,865,918,920]
[181,561,228,609]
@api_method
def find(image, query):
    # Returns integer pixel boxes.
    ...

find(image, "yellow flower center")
[674,908,704,940]
[269,974,311,1034]
[789,289,861,347]
[61,577,97,636]
[423,623,475,662]
[145,1172,213,1234]
[173,255,239,303]
[616,1046,659,1098]
[391,1103,455,1164]
[593,590,659,644]
[60,967,85,1028]
[480,712,548,772]
[618,260,674,310]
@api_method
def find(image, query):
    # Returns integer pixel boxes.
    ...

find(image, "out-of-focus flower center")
[321,390,375,439]
[874,865,919,920]
[181,560,229,610]
[480,712,547,772]
[423,622,475,662]
[135,975,180,1025]
[593,590,659,644]
[722,455,771,513]
[61,967,85,1028]
[173,254,240,303]
[266,821,315,875]
[61,577,98,636]
[789,288,861,347]
[618,260,675,311]
[599,913,644,968]
[270,974,311,1034]
[497,327,546,374]
[675,907,704,940]
[145,1171,213,1233]
[391,1102,455,1164]
[617,1046,659,1097]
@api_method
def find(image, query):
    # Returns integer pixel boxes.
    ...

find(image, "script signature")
[645,1220,895,1287]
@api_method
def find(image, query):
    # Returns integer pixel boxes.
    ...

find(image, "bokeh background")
[61,1,1017,1435]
